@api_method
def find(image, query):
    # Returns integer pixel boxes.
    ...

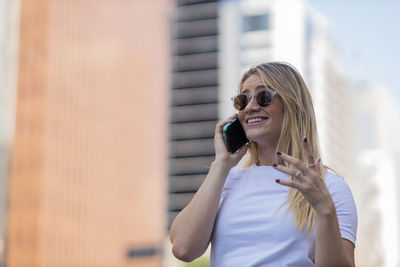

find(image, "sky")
[308,0,400,99]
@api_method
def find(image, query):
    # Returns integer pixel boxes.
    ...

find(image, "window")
[242,14,269,32]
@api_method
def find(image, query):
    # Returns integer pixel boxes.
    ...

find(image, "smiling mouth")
[246,117,268,124]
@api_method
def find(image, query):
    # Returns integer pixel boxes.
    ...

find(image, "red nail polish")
[275,179,280,183]
[276,151,282,155]
[272,163,278,167]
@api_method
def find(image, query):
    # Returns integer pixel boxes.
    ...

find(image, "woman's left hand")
[273,138,335,215]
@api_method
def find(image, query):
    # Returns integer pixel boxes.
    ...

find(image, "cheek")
[238,111,245,123]
[273,112,284,129]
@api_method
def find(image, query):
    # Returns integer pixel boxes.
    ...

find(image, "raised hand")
[273,138,335,215]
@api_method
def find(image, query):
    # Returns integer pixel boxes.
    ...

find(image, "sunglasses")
[231,90,277,111]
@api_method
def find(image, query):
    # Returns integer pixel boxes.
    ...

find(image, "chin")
[245,131,279,144]
[245,127,265,135]
[245,133,265,143]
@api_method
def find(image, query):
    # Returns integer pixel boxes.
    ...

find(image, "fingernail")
[276,151,282,155]
[303,137,308,143]
[275,179,280,183]
[272,163,278,167]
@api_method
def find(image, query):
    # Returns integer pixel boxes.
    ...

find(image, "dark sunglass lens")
[257,91,272,107]
[234,95,248,110]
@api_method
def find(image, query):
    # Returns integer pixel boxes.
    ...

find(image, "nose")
[244,95,260,113]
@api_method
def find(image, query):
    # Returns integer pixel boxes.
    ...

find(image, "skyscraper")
[1,1,171,266]
[168,0,219,228]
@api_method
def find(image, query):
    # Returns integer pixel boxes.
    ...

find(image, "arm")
[315,202,355,267]
[169,114,248,262]
[273,138,355,267]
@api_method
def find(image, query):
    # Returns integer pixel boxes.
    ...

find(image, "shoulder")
[324,170,345,183]
[224,165,250,184]
[323,171,357,216]
[227,164,274,178]
[324,171,358,246]
[223,164,261,188]
[227,164,254,177]
[323,171,357,219]
[324,171,352,196]
[226,166,241,179]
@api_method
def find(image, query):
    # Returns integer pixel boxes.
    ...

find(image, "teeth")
[248,118,264,123]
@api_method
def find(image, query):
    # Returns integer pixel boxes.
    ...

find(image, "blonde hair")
[239,62,326,232]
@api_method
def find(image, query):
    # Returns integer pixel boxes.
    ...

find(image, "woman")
[169,62,357,266]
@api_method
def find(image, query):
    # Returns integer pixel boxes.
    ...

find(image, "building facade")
[1,0,171,266]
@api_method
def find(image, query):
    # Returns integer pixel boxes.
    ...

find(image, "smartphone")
[223,118,248,154]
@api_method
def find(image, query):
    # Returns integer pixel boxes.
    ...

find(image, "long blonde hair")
[239,62,326,232]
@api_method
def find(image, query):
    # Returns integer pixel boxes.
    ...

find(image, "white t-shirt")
[210,164,357,267]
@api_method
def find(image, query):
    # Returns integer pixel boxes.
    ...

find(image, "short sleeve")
[325,172,358,246]
[218,167,241,208]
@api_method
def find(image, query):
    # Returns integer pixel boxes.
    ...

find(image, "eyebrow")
[241,84,274,94]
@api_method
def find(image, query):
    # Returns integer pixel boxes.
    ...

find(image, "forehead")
[241,73,273,93]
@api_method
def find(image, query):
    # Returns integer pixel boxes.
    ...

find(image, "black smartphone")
[222,118,248,154]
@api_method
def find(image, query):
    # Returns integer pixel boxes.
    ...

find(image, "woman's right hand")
[214,113,248,168]
[171,113,247,262]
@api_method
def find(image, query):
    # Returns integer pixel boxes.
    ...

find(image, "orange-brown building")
[2,0,171,266]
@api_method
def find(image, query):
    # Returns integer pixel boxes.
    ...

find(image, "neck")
[255,137,280,166]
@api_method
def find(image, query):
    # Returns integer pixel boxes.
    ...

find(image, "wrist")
[211,159,232,173]
[315,202,336,217]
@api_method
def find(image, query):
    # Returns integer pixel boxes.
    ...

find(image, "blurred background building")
[1,0,170,266]
[0,0,399,267]
[168,0,219,230]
